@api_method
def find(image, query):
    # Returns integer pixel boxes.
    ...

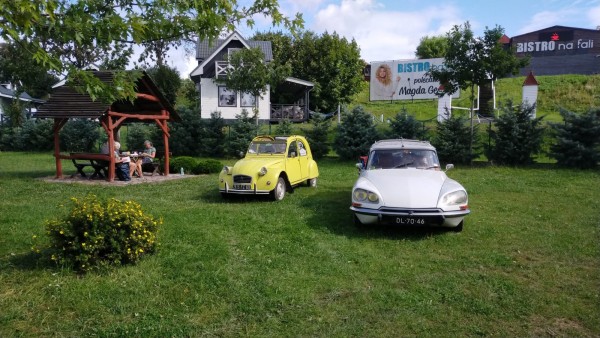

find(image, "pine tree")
[432,112,476,165]
[333,106,379,160]
[387,108,427,140]
[274,118,294,136]
[200,111,226,157]
[550,108,600,169]
[225,110,259,157]
[486,102,545,165]
[304,113,331,159]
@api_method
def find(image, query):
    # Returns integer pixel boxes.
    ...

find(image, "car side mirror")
[238,151,245,158]
[445,164,454,171]
[356,162,364,170]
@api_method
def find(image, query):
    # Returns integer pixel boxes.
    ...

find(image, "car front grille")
[379,207,442,214]
[233,175,252,183]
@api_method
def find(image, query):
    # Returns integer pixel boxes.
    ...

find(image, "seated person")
[133,140,156,177]
[107,141,134,181]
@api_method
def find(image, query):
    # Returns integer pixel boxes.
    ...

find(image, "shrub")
[432,112,479,164]
[274,118,294,135]
[169,156,198,174]
[168,107,204,156]
[225,109,258,157]
[387,108,428,140]
[199,111,226,157]
[485,102,545,165]
[126,123,156,152]
[550,108,600,169]
[192,159,223,174]
[0,118,54,151]
[304,113,331,159]
[333,106,379,160]
[60,118,101,152]
[38,195,161,273]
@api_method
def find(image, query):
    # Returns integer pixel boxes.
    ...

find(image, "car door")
[285,138,302,184]
[297,139,308,179]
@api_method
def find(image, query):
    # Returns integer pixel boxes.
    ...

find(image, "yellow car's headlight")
[222,166,233,175]
[258,166,268,176]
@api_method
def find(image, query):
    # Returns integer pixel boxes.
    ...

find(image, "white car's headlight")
[258,166,268,176]
[223,166,233,175]
[440,190,467,206]
[353,188,379,203]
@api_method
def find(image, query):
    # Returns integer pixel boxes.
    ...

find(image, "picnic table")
[58,153,111,179]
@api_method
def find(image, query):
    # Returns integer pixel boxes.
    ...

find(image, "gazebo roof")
[36,71,180,122]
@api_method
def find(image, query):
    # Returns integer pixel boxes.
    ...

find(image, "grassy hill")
[349,74,600,124]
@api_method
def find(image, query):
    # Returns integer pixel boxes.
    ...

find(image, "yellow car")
[219,135,319,200]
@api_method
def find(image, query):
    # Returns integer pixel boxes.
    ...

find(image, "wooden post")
[53,119,64,178]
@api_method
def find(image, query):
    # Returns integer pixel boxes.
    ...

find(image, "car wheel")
[451,220,464,232]
[271,177,286,201]
[306,177,317,187]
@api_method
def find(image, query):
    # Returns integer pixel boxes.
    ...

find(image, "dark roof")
[36,71,180,122]
[0,85,44,103]
[196,39,273,61]
[510,25,600,39]
[523,71,539,86]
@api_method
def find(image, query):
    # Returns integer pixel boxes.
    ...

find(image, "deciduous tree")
[428,22,528,163]
[0,0,302,102]
[415,35,448,59]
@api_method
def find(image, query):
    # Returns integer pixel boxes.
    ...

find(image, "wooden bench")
[60,153,111,179]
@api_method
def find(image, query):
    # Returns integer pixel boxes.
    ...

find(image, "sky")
[169,0,600,78]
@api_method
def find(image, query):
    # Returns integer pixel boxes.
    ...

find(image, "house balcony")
[270,104,308,123]
[215,61,233,79]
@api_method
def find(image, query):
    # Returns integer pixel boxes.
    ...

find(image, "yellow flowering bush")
[41,195,161,273]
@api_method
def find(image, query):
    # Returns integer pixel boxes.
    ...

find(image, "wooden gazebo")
[36,71,181,182]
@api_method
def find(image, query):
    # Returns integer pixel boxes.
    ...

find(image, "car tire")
[306,177,317,187]
[451,220,464,232]
[271,177,286,201]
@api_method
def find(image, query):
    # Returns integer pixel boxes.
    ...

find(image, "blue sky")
[174,0,600,75]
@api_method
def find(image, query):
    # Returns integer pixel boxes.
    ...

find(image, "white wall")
[200,78,270,121]
[522,85,538,118]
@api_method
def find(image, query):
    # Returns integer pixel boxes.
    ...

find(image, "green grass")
[351,74,600,125]
[1,152,599,336]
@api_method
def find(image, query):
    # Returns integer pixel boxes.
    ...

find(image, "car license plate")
[395,217,426,225]
[233,184,251,190]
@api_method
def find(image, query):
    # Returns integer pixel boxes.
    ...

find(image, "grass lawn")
[1,152,599,336]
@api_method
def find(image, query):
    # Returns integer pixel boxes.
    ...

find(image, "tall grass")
[1,152,599,336]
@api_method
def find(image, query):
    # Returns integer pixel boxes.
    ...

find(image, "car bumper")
[220,182,271,195]
[350,206,470,227]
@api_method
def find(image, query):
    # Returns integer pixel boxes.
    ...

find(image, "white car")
[350,139,470,232]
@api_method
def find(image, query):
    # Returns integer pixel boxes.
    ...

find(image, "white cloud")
[588,5,600,27]
[312,0,463,62]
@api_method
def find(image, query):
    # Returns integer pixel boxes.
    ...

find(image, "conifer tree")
[550,108,600,169]
[432,112,477,165]
[333,106,379,160]
[486,102,544,165]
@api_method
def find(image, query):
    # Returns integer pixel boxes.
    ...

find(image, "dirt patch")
[40,173,197,185]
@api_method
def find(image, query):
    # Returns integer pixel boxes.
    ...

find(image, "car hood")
[233,157,284,175]
[359,169,448,208]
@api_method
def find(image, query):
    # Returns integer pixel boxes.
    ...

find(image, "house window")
[228,48,241,58]
[218,86,237,107]
[240,92,256,107]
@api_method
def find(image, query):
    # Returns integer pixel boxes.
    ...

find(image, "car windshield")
[247,141,287,155]
[366,149,440,170]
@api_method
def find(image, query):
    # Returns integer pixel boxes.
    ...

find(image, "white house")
[0,84,44,123]
[190,30,313,123]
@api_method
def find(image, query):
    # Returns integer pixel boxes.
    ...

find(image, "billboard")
[370,58,459,101]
